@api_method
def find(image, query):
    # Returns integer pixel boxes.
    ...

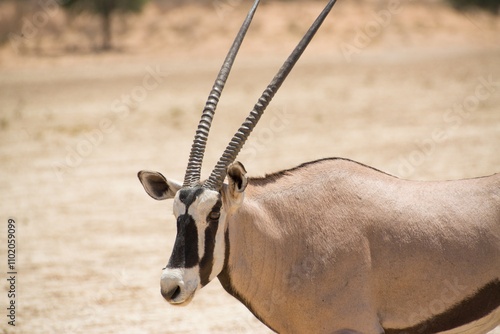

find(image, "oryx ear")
[137,171,181,200]
[227,162,248,196]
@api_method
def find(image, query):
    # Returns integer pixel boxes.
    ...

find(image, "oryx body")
[218,158,500,334]
[137,0,500,332]
[140,158,500,334]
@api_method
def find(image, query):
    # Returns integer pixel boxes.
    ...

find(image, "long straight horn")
[204,0,338,190]
[183,0,261,188]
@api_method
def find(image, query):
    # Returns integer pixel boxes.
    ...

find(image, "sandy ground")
[0,0,499,333]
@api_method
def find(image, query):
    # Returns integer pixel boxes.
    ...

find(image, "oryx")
[137,0,500,332]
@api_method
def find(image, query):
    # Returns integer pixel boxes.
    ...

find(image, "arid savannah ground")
[0,0,499,333]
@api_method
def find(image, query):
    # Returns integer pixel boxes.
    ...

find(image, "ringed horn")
[183,0,261,188]
[184,0,338,190]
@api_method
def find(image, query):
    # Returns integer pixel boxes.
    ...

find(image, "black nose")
[161,285,181,301]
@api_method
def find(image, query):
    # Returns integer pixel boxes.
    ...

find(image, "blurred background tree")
[447,0,499,15]
[62,0,149,50]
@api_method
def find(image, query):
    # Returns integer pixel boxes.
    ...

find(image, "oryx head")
[138,0,336,305]
[137,162,247,305]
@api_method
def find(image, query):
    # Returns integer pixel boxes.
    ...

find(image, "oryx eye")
[209,211,220,221]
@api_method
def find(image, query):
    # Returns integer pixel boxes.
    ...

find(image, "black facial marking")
[199,199,222,286]
[384,279,500,334]
[178,187,205,207]
[166,187,205,269]
[167,214,199,268]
